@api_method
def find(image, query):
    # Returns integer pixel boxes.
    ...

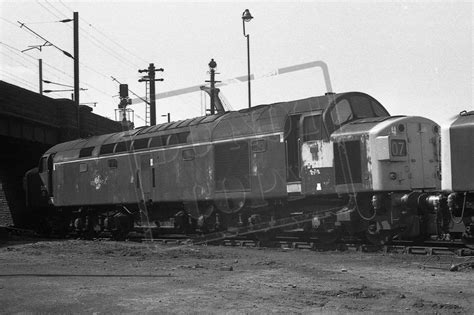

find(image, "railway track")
[3,225,474,260]
[134,228,474,258]
[139,233,474,271]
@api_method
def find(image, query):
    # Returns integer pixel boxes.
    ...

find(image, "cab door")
[284,115,302,194]
[299,114,335,195]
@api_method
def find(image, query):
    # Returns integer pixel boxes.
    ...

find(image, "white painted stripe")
[54,132,284,166]
[441,125,452,191]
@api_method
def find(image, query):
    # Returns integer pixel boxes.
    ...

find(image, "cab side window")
[39,157,47,173]
[330,99,352,128]
[303,115,324,141]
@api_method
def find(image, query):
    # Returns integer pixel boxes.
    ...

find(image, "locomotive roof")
[451,110,474,128]
[45,92,371,159]
[44,129,141,154]
[105,93,335,145]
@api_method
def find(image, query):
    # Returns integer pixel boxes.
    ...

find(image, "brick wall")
[0,183,12,226]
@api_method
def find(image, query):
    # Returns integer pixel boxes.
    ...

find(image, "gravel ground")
[0,237,472,314]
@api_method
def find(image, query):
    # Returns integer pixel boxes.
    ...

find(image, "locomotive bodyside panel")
[54,154,137,207]
[299,111,336,195]
[448,113,474,192]
[368,118,411,192]
[332,136,372,194]
[406,122,439,189]
[330,116,440,194]
[212,133,287,207]
[301,140,335,195]
[250,134,287,199]
[94,154,137,205]
[214,140,251,192]
[369,134,411,191]
[155,147,181,201]
[178,144,214,202]
[53,151,96,206]
[138,153,152,201]
[368,117,440,192]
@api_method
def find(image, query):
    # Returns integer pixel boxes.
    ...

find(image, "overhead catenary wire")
[0,45,74,95]
[43,0,142,69]
[4,3,148,110]
[17,20,74,58]
[0,50,37,68]
[34,1,141,72]
[0,69,38,89]
[1,41,73,78]
[3,9,123,95]
[1,41,73,86]
[36,0,66,20]
[44,0,71,20]
[1,41,114,99]
[58,0,148,65]
[12,40,123,96]
[33,3,147,88]
[111,76,150,105]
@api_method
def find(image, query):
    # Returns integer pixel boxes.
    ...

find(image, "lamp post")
[242,9,253,108]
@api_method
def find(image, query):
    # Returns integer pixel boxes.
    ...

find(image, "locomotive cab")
[38,153,55,202]
[327,109,441,243]
[298,92,390,196]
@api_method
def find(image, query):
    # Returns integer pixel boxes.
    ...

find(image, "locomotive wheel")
[246,214,278,244]
[82,229,98,240]
[108,213,133,241]
[462,236,474,249]
[255,230,277,244]
[174,211,194,234]
[365,221,397,245]
[315,228,341,245]
[461,225,474,249]
[366,229,392,246]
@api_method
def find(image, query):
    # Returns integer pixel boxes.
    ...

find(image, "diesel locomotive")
[25,91,471,245]
[436,111,474,247]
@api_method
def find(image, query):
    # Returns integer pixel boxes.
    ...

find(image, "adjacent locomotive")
[26,91,453,244]
[437,111,474,246]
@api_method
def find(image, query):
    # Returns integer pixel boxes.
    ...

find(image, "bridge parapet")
[0,80,123,227]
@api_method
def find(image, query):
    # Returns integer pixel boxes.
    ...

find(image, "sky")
[0,0,472,127]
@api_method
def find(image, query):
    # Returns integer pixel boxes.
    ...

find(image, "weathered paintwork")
[442,111,474,192]
[43,93,343,208]
[38,92,407,213]
[301,140,335,195]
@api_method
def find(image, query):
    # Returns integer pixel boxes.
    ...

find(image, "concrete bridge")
[0,80,123,227]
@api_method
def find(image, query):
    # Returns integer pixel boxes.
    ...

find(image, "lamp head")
[242,9,253,22]
[209,58,217,69]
